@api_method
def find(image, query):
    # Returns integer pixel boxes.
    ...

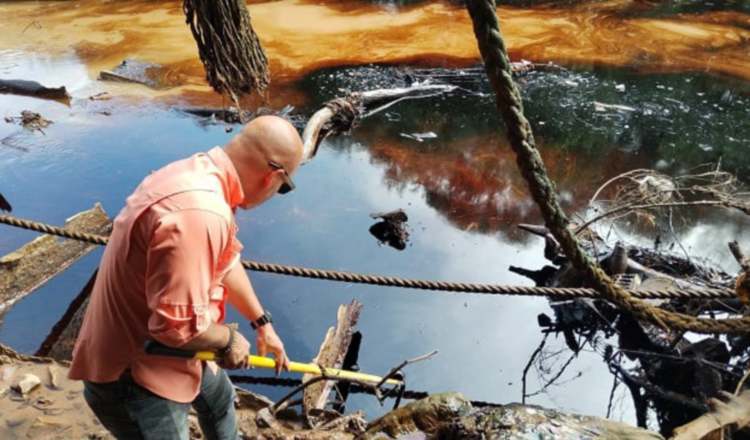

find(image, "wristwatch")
[250,310,273,330]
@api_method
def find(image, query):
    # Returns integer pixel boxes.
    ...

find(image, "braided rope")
[0,214,736,301]
[465,0,750,334]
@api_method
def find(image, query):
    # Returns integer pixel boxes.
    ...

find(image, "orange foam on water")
[1,0,749,104]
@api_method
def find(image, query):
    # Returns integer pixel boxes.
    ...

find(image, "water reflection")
[298,64,750,242]
[1,0,749,426]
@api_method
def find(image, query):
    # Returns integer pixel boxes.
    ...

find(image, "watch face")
[253,311,272,329]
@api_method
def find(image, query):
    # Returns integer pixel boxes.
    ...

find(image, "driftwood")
[303,300,363,414]
[301,84,457,162]
[97,59,173,89]
[670,390,750,440]
[517,223,706,290]
[0,79,70,103]
[99,70,149,87]
[0,204,111,313]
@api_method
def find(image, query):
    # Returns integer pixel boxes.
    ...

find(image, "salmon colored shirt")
[69,147,245,403]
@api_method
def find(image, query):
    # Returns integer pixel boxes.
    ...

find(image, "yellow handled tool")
[145,340,402,386]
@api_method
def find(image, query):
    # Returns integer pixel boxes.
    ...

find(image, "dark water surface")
[1,0,750,425]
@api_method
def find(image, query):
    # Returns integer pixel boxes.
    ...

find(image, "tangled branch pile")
[183,0,269,102]
[579,167,750,232]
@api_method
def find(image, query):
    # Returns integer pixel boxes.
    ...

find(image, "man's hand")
[256,324,290,375]
[220,330,251,370]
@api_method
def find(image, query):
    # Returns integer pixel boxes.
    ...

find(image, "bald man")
[69,116,303,439]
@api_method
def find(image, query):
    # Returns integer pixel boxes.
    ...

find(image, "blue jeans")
[83,364,238,440]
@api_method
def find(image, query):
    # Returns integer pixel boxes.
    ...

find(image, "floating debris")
[87,92,111,101]
[4,111,52,134]
[99,59,177,89]
[399,131,438,142]
[179,105,304,127]
[593,101,637,112]
[0,79,69,102]
[369,209,410,250]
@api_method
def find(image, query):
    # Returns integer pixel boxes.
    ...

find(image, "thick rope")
[465,0,750,334]
[0,214,736,301]
[183,0,269,100]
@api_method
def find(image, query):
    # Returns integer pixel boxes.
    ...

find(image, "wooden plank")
[35,269,97,360]
[0,203,111,314]
[302,300,362,413]
[331,331,362,414]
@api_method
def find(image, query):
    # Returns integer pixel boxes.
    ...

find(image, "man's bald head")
[224,115,304,209]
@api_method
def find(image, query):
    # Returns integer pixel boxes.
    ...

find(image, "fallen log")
[0,79,70,103]
[0,204,111,313]
[0,194,10,212]
[35,269,98,360]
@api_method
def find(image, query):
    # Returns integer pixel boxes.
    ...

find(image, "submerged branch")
[301,84,457,162]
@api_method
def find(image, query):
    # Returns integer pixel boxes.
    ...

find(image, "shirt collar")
[206,147,245,209]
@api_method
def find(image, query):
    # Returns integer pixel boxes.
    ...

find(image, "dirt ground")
[0,354,108,439]
[0,346,361,440]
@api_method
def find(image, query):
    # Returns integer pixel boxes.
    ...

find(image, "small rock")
[615,83,626,92]
[5,414,27,428]
[47,365,59,389]
[14,373,41,395]
[32,397,55,410]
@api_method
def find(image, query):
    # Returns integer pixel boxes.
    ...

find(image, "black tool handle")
[144,340,198,359]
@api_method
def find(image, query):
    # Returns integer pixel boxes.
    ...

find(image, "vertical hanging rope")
[464,0,750,334]
[183,0,270,102]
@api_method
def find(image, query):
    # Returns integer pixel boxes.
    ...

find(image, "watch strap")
[250,312,272,330]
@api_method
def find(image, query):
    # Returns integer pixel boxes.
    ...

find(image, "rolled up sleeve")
[145,210,230,347]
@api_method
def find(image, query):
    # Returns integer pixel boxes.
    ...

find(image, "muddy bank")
[0,344,666,440]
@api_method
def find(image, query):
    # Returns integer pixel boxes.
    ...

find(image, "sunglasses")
[267,160,295,194]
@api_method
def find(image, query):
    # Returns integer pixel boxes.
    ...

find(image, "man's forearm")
[178,322,231,351]
[224,261,265,322]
